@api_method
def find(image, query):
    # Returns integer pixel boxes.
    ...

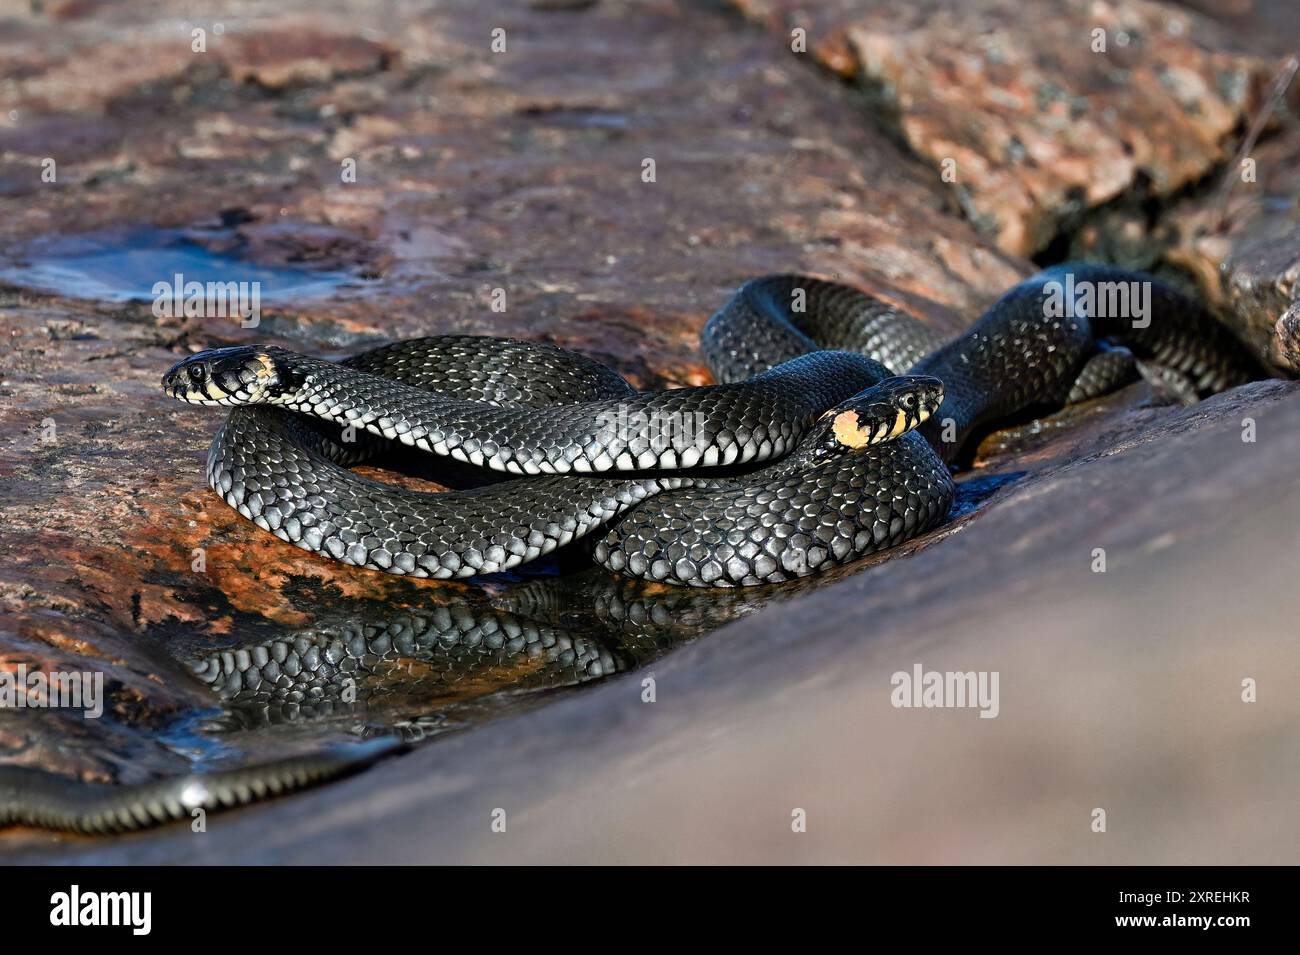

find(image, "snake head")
[162,346,291,405]
[820,375,945,450]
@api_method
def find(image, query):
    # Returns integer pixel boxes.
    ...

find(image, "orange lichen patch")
[2,610,207,715]
[607,578,680,599]
[351,467,453,494]
[377,650,553,705]
[808,27,859,77]
[0,529,171,632]
[728,0,857,76]
[11,621,110,661]
[118,488,462,630]
[672,361,715,388]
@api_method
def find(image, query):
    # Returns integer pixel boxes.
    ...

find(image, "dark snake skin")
[704,265,1261,456]
[0,738,404,834]
[166,342,948,586]
[0,263,1265,834]
[152,263,1262,588]
[0,572,784,833]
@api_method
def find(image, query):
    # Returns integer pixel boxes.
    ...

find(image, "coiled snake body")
[160,263,1260,587]
[0,263,1263,835]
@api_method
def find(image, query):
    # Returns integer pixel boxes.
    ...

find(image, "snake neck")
[909,294,1093,462]
[909,262,1267,463]
[1034,263,1266,393]
[703,275,946,383]
[264,349,899,476]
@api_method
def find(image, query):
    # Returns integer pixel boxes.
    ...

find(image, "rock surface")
[0,0,1297,860]
[1162,119,1300,374]
[727,0,1300,379]
[20,378,1300,863]
[730,0,1274,257]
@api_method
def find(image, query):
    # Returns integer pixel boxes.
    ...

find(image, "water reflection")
[183,569,785,747]
[174,463,1011,760]
[0,451,1010,831]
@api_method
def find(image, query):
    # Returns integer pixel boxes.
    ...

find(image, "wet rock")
[0,0,1022,835]
[23,378,1300,863]
[1,0,1028,368]
[0,0,1295,855]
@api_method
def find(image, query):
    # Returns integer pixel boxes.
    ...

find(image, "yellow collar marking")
[831,410,872,448]
[255,352,277,381]
[886,409,910,440]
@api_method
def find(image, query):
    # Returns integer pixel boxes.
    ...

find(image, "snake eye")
[900,393,916,408]
[188,364,208,383]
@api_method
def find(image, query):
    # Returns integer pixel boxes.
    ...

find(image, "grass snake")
[157,262,1261,587]
[0,262,1265,834]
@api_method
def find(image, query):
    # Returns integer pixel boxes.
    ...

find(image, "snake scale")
[0,262,1265,833]
[0,572,770,833]
[157,262,1260,588]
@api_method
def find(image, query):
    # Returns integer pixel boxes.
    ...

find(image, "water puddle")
[0,225,361,303]
[130,566,812,781]
[951,469,1025,519]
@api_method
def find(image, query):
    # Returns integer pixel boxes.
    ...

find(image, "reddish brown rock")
[0,0,1023,840]
[1161,121,1300,374]
[17,378,1300,863]
[0,0,1296,858]
[220,30,396,90]
[730,0,1276,258]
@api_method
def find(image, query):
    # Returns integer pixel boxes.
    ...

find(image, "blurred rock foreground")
[0,0,1297,862]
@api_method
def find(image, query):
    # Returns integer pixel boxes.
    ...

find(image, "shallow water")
[127,464,1029,784]
[0,225,359,303]
[3,444,1021,804]
[105,565,822,783]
